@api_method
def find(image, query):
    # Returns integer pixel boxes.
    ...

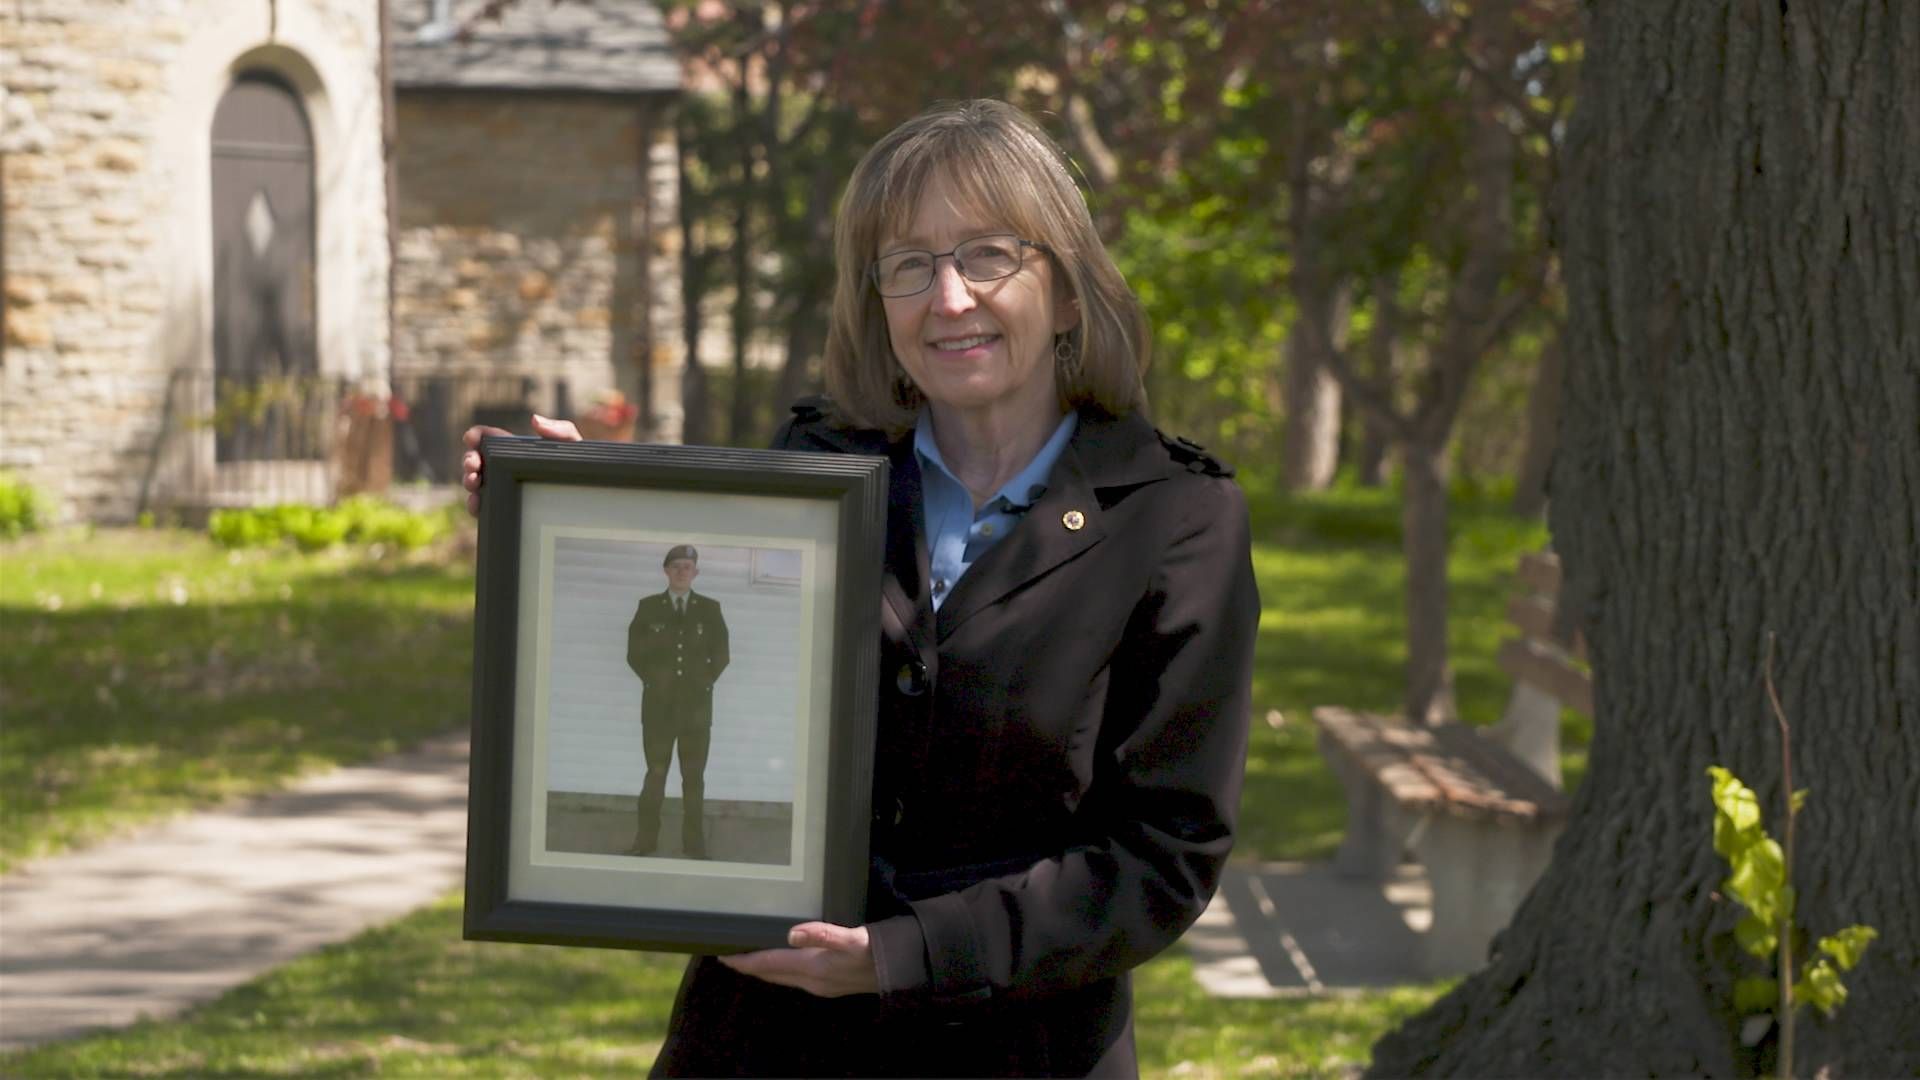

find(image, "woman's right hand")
[460,413,583,518]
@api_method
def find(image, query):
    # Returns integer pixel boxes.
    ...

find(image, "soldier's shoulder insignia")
[1156,430,1234,478]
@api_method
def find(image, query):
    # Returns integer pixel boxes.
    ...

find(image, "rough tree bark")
[1368,3,1919,1075]
[1510,331,1562,517]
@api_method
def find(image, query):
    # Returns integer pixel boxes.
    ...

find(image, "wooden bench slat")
[1504,594,1589,662]
[1496,636,1594,716]
[1313,707,1446,809]
[1427,721,1570,818]
[1313,707,1569,824]
[1515,550,1562,596]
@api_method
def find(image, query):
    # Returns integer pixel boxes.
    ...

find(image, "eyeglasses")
[869,234,1048,298]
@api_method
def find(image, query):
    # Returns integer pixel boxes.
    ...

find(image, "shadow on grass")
[2,895,1445,1080]
[0,560,473,870]
[1237,486,1562,862]
[0,896,686,1078]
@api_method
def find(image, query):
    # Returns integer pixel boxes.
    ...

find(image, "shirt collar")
[914,409,1079,511]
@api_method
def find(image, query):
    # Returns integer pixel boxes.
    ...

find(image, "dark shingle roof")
[391,0,680,95]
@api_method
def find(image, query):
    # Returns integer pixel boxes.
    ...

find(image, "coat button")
[896,660,928,696]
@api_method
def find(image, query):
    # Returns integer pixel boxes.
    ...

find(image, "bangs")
[867,123,1071,253]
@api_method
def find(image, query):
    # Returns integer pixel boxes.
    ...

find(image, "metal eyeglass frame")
[868,234,1051,298]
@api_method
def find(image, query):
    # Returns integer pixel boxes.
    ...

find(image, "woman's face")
[880,175,1078,425]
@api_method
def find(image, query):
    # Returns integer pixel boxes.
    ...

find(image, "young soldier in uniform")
[624,544,730,858]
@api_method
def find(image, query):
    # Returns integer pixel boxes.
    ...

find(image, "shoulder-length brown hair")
[823,99,1150,434]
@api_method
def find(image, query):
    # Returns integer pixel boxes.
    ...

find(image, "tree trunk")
[1357,273,1401,488]
[634,101,659,440]
[1510,331,1563,518]
[776,289,825,410]
[1400,439,1457,725]
[1281,281,1347,492]
[1369,3,1920,1075]
[728,74,755,447]
[1281,102,1347,494]
[677,135,709,447]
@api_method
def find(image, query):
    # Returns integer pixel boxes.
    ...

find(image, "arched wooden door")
[210,72,318,463]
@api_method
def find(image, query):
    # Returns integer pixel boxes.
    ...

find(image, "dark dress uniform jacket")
[653,401,1259,1078]
[626,591,729,729]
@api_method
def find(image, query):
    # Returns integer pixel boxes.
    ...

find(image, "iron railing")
[140,368,586,513]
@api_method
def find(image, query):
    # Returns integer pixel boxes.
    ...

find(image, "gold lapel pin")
[1063,509,1085,531]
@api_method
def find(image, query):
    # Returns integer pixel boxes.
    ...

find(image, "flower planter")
[576,416,637,442]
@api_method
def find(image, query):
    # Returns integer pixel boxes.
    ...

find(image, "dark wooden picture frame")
[464,436,886,953]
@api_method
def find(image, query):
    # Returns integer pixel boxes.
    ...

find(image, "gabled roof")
[391,0,680,96]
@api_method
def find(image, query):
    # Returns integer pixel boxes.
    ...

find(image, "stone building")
[0,0,683,522]
[389,0,683,482]
[2,0,392,521]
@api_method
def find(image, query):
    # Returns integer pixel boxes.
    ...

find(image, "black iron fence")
[142,368,582,512]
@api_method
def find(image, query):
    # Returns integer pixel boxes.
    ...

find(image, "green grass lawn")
[0,892,1450,1079]
[0,527,474,872]
[0,484,1559,1076]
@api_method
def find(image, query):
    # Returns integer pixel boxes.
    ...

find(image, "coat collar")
[933,409,1166,642]
[795,406,1170,647]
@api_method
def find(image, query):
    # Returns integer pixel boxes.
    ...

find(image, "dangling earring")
[1054,333,1080,381]
[891,360,919,407]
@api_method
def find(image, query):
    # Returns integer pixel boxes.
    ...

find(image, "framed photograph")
[463,436,887,954]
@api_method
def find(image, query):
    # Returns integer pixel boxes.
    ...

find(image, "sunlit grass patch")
[0,527,475,871]
[1134,949,1451,1078]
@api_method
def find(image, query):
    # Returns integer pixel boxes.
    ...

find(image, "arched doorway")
[209,72,318,466]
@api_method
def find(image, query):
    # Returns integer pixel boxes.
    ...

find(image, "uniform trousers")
[636,718,710,852]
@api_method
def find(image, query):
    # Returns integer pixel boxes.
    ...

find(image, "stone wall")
[1,0,390,522]
[393,92,683,449]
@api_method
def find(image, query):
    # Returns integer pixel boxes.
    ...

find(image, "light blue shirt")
[915,409,1078,610]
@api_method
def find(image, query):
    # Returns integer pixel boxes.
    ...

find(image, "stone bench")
[1313,550,1587,977]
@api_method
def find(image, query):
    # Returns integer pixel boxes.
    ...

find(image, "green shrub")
[0,473,47,538]
[287,510,353,552]
[208,508,280,548]
[206,499,451,553]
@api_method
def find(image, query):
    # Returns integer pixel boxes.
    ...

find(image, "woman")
[464,99,1258,1077]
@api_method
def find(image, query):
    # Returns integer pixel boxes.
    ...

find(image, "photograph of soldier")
[538,536,802,867]
[625,544,730,858]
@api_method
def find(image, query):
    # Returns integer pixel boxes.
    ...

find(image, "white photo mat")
[506,482,841,919]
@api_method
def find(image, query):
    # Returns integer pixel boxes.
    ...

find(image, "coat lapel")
[789,418,931,649]
[880,438,936,658]
[933,411,1167,643]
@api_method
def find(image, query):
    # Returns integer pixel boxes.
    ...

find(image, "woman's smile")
[926,332,1001,357]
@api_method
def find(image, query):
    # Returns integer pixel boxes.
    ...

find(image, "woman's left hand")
[717,922,878,997]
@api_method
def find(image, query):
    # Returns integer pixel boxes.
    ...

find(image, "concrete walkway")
[1187,862,1432,996]
[0,733,469,1051]
[0,731,1427,1052]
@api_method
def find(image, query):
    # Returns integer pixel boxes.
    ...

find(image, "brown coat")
[653,402,1259,1078]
